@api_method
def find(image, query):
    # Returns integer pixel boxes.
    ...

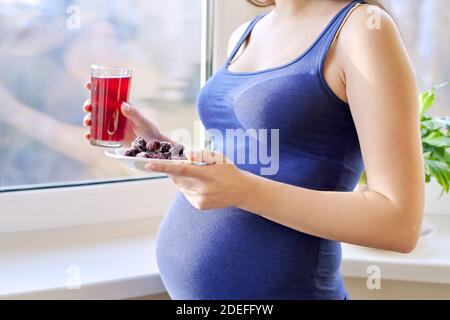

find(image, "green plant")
[359,82,450,196]
[421,82,450,195]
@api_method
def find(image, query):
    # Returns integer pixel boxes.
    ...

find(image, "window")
[391,0,449,116]
[0,0,202,191]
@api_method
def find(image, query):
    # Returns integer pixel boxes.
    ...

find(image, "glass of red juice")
[90,65,132,147]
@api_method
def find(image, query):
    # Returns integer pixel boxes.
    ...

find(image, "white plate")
[105,148,191,172]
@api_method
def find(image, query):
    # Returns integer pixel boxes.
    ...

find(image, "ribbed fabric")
[156,0,364,300]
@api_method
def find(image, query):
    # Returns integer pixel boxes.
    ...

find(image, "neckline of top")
[224,0,360,76]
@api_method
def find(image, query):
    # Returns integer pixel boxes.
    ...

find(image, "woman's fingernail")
[122,102,131,112]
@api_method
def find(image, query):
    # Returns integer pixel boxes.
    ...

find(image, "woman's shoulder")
[337,3,400,50]
[333,3,407,72]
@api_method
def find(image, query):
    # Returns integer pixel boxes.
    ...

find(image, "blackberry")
[149,152,165,160]
[124,149,137,157]
[136,152,151,158]
[131,137,147,151]
[170,143,185,157]
[160,142,171,153]
[147,139,161,152]
[163,152,172,159]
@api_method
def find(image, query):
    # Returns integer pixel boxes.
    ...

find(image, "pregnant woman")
[83,0,424,299]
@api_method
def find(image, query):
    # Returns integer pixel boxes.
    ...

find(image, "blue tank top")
[156,0,364,299]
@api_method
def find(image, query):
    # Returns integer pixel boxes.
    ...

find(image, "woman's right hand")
[83,82,165,146]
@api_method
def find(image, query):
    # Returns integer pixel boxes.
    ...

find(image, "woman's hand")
[146,150,251,210]
[82,82,166,146]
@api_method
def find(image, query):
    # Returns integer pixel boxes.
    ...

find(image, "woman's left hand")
[145,150,251,210]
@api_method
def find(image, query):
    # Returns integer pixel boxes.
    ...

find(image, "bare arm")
[239,8,424,253]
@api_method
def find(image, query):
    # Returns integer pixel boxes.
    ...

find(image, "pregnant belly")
[156,192,345,300]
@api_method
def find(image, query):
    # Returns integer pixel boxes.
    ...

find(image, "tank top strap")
[226,14,266,65]
[316,0,364,61]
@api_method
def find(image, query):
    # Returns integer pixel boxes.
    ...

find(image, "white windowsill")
[341,214,450,285]
[1,214,450,299]
[0,217,165,299]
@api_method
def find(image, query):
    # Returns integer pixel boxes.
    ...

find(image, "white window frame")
[0,178,178,233]
[0,0,448,235]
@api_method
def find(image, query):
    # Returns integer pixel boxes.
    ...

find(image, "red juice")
[90,75,131,147]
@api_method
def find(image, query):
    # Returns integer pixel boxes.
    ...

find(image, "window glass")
[392,0,449,116]
[0,0,201,190]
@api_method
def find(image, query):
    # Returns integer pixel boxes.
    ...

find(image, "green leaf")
[424,146,450,164]
[359,171,367,185]
[421,118,450,132]
[419,82,449,117]
[422,135,450,148]
[434,82,450,90]
[420,90,436,117]
[425,160,450,194]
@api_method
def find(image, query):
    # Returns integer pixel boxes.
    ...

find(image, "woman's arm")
[239,7,425,253]
[147,7,424,254]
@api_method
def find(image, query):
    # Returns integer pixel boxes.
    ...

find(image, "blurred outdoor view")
[0,0,201,189]
[0,0,448,190]
[391,0,449,114]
